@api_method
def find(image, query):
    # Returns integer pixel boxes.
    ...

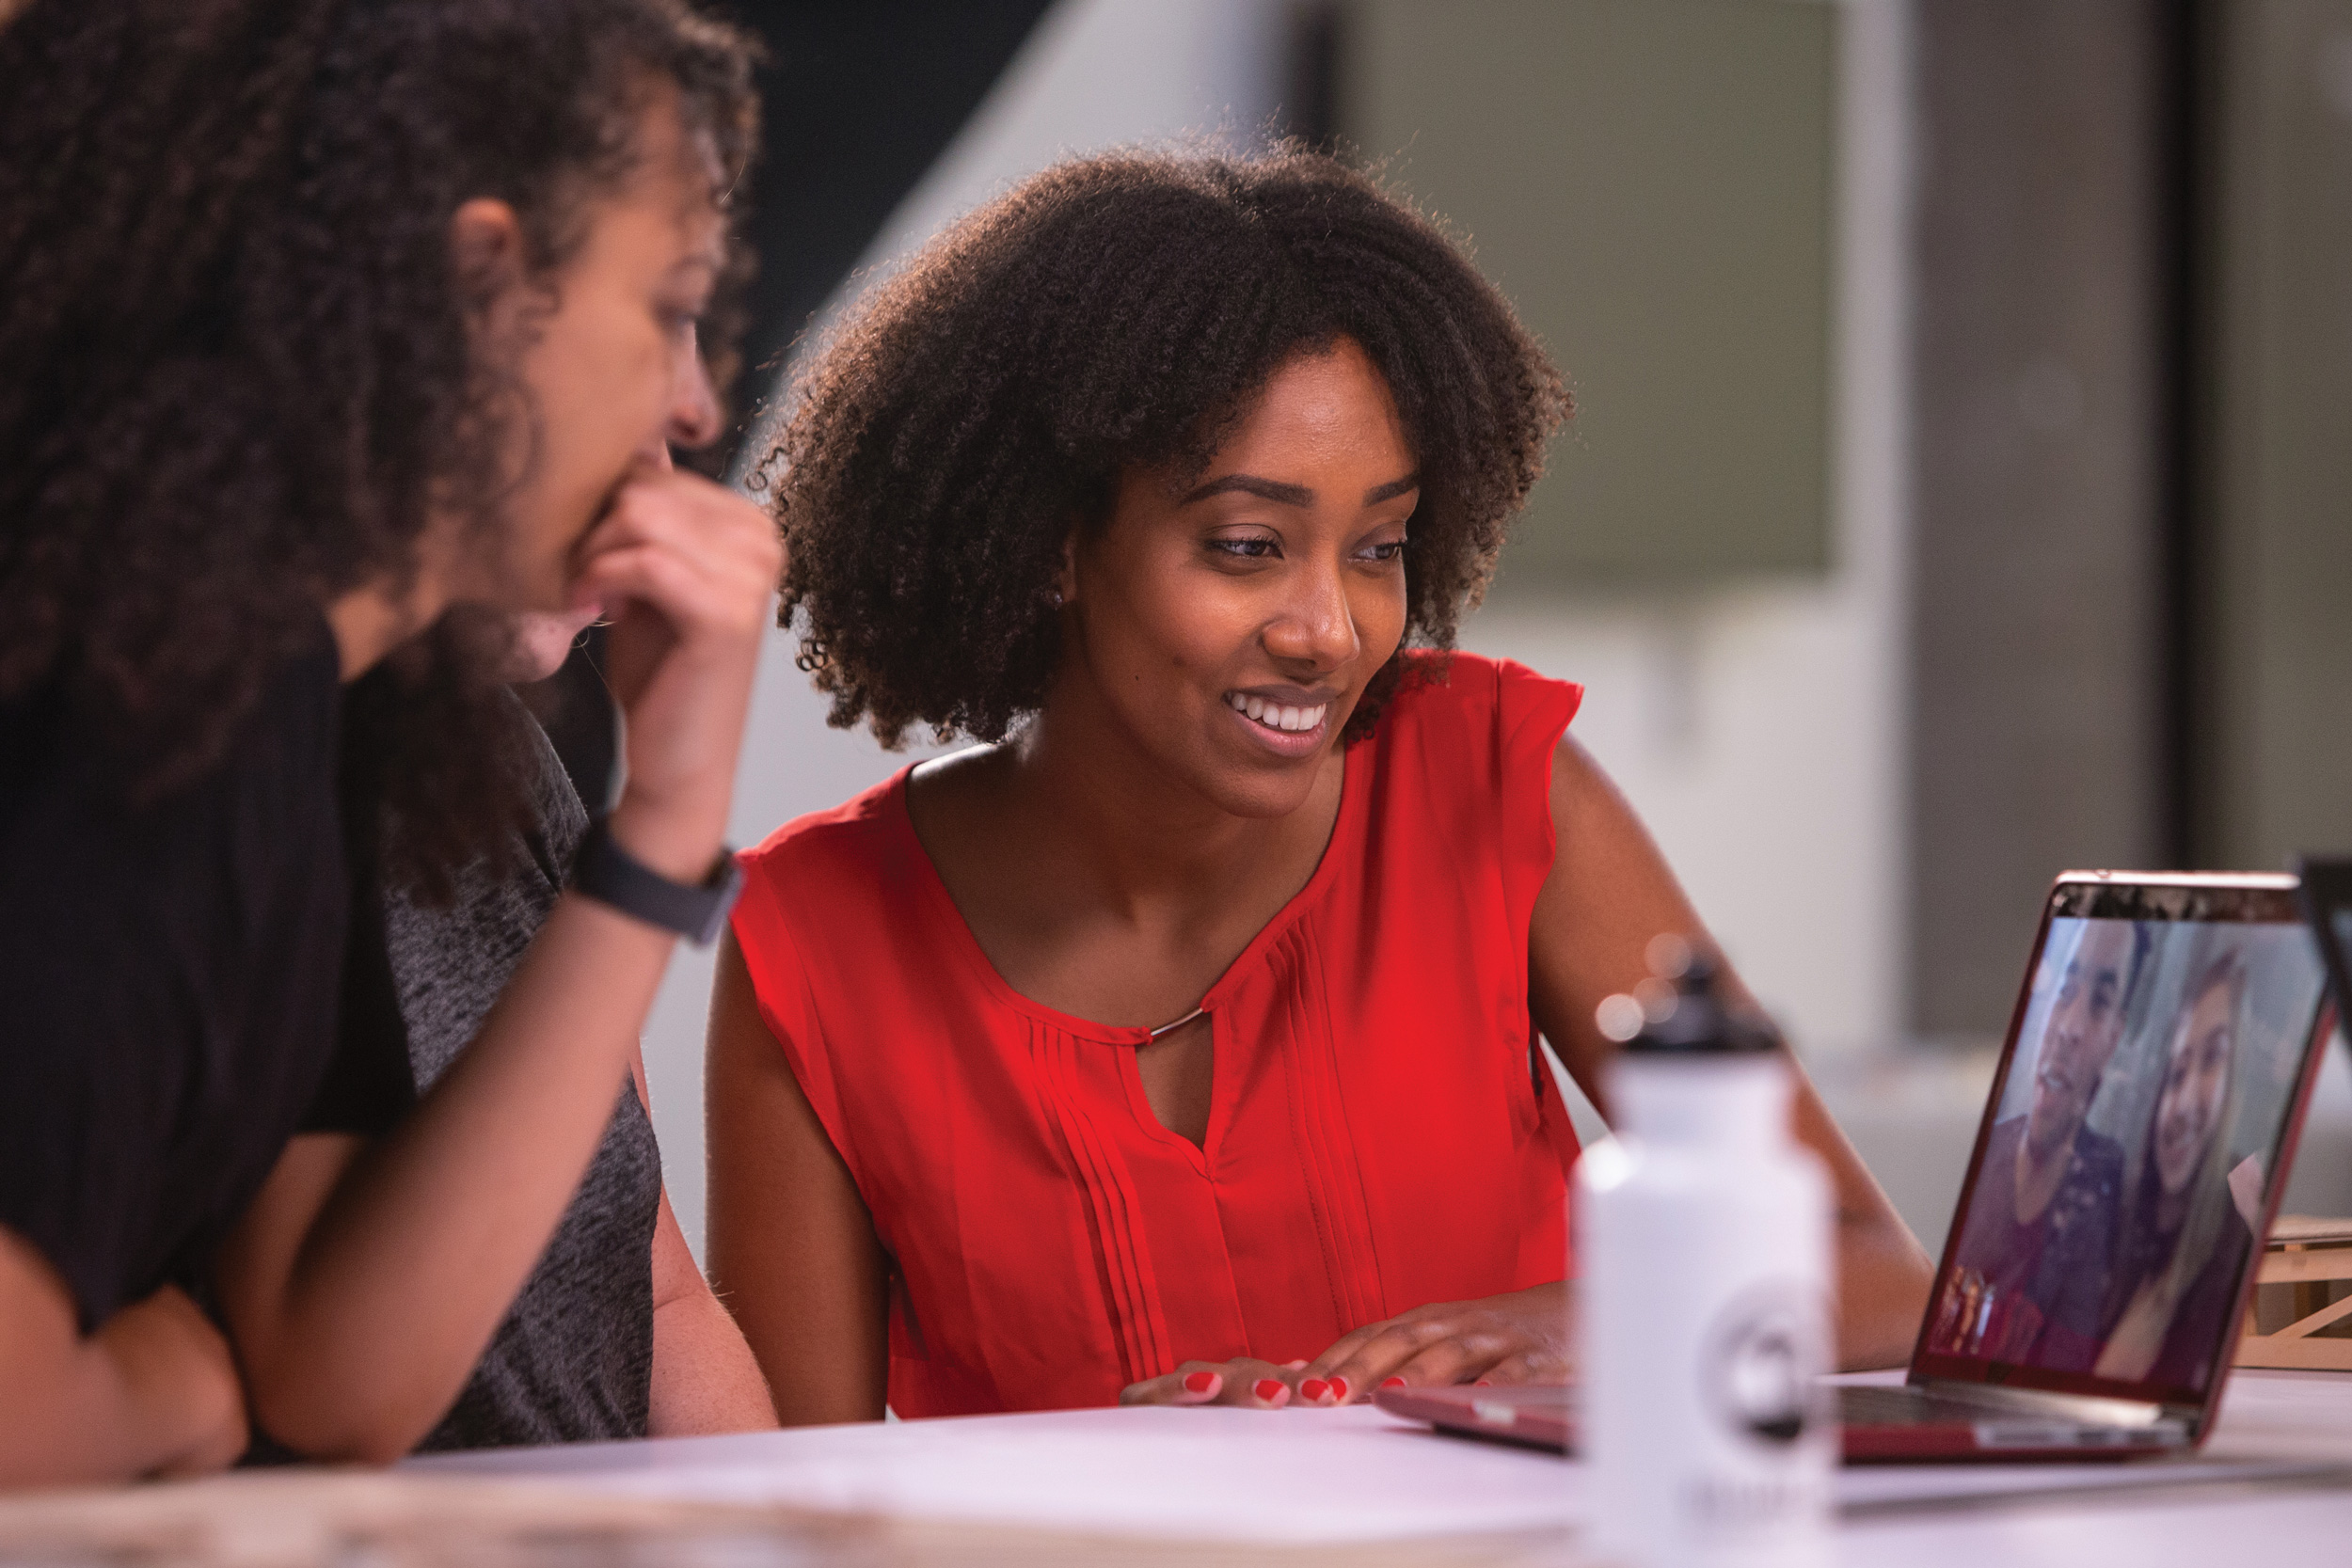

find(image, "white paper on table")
[409,1404,2349,1546]
[420,1407,1574,1544]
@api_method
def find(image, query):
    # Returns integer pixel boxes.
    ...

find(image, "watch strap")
[570,816,742,946]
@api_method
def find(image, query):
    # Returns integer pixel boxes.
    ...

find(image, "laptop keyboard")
[1838,1385,2188,1448]
[1839,1385,2054,1427]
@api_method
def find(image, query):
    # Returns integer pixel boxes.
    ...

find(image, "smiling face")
[1055,339,1418,819]
[2026,923,2137,1160]
[2153,967,2239,1196]
[441,89,728,618]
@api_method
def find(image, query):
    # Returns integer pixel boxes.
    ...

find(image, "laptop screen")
[1914,877,2327,1408]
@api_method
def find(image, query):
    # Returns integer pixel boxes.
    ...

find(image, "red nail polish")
[1327,1376,1350,1401]
[1184,1370,1216,1395]
[1300,1378,1328,1402]
[1253,1379,1285,1402]
[1381,1377,1406,1389]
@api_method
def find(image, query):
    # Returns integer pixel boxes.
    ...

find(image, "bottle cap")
[1594,935,1779,1055]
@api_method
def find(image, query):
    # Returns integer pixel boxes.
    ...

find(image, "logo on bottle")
[1702,1282,1830,1448]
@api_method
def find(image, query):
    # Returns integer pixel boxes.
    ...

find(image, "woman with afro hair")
[709,148,1931,1419]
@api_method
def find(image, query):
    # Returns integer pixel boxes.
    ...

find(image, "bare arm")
[1529,734,1932,1370]
[705,931,890,1425]
[215,466,780,1462]
[635,1049,774,1437]
[215,895,676,1459]
[648,1188,777,1434]
[0,1228,246,1484]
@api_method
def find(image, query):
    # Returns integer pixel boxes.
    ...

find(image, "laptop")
[1379,870,2334,1463]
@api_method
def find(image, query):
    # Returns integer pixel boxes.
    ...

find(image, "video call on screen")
[1927,913,2324,1399]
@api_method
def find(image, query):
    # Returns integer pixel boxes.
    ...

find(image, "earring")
[1052,590,1066,608]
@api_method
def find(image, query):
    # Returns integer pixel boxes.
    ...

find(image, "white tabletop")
[405,1369,2352,1562]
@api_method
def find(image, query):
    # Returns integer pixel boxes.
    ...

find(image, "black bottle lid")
[1597,936,1780,1055]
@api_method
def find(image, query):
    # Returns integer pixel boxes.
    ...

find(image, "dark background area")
[715,1,1057,473]
[1908,0,2352,1037]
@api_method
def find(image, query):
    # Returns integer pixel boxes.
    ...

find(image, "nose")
[1261,554,1359,672]
[666,327,723,451]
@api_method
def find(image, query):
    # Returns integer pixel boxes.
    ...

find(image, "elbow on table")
[242,1353,448,1466]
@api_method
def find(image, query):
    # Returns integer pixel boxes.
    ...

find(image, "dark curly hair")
[761,148,1567,749]
[0,0,756,895]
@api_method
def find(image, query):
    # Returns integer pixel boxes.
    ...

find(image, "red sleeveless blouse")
[731,653,1583,1417]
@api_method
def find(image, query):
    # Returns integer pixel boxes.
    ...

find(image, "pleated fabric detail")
[1026,1021,1173,1386]
[1273,923,1388,1333]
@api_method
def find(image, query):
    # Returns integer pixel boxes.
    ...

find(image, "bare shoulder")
[903,741,1010,838]
[907,740,1007,794]
[1548,729,1603,793]
[1546,729,1643,839]
[1534,728,1689,939]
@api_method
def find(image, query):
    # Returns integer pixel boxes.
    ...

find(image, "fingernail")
[1184,1371,1217,1395]
[1327,1376,1350,1401]
[1254,1379,1286,1402]
[1381,1377,1406,1389]
[1300,1378,1329,1402]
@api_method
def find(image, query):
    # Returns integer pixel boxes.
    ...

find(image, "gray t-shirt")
[383,698,660,1450]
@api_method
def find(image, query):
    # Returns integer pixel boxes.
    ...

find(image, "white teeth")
[1225,694,1327,735]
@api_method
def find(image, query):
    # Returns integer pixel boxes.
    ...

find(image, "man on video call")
[1945,921,2153,1370]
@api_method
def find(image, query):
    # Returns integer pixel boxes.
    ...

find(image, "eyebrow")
[1179,471,1422,508]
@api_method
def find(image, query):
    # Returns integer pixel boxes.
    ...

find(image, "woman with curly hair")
[0,0,778,1481]
[2093,946,2253,1388]
[708,149,1932,1420]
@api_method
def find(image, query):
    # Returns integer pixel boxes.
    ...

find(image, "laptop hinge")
[1910,1377,2169,1429]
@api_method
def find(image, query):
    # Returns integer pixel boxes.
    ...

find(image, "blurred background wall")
[612,0,2352,1261]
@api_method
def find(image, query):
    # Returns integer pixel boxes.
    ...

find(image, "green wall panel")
[1347,0,1836,585]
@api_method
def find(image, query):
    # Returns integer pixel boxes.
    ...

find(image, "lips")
[1224,691,1328,734]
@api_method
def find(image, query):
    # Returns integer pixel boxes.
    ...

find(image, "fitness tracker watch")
[570,816,743,946]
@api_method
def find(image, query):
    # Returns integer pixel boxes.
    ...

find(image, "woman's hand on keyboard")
[1297,1282,1576,1404]
[1119,1355,1315,1409]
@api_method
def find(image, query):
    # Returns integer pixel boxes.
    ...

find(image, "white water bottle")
[1577,939,1835,1568]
